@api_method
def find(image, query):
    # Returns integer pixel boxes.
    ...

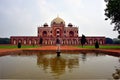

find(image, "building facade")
[10,16,105,45]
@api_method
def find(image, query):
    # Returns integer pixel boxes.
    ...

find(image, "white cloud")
[36,0,57,24]
[0,0,118,38]
[63,0,82,8]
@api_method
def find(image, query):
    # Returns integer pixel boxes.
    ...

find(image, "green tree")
[118,35,120,39]
[105,38,113,44]
[17,42,21,48]
[95,41,99,48]
[81,34,87,47]
[104,0,120,39]
[0,38,10,44]
[39,37,43,45]
[113,38,120,44]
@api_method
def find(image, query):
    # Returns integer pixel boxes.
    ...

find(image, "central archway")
[55,28,62,38]
[69,31,74,37]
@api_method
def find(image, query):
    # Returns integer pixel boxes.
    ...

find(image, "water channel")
[0,50,120,79]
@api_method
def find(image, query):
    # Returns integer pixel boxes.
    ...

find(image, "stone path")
[0,46,120,56]
[28,46,81,50]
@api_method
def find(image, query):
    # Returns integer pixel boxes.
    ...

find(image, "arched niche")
[69,31,74,37]
[42,31,47,37]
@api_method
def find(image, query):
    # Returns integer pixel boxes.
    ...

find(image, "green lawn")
[77,45,120,49]
[0,45,120,49]
[0,45,39,49]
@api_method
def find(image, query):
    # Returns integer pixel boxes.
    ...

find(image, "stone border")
[0,48,120,57]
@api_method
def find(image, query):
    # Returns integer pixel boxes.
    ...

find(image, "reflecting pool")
[0,50,120,79]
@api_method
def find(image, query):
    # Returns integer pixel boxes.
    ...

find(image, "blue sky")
[0,0,118,38]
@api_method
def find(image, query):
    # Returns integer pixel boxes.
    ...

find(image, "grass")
[77,45,120,49]
[0,45,39,49]
[0,45,120,49]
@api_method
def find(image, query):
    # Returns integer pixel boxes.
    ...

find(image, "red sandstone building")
[10,16,105,45]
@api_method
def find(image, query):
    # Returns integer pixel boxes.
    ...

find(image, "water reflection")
[37,53,79,76]
[0,50,120,79]
[81,52,87,62]
[6,50,106,76]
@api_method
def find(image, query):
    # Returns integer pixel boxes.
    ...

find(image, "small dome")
[43,23,48,27]
[51,16,65,25]
[68,23,73,27]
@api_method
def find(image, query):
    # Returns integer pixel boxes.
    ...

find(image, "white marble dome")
[51,16,65,25]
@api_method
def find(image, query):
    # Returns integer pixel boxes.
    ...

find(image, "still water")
[0,50,120,79]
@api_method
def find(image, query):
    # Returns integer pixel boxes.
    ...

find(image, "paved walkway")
[25,46,120,53]
[0,46,120,55]
[26,46,81,50]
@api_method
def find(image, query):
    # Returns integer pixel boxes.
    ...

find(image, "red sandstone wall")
[10,36,105,45]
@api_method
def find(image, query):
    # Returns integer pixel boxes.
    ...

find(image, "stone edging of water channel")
[0,48,120,57]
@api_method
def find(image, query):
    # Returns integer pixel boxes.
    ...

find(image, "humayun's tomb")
[10,16,105,45]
